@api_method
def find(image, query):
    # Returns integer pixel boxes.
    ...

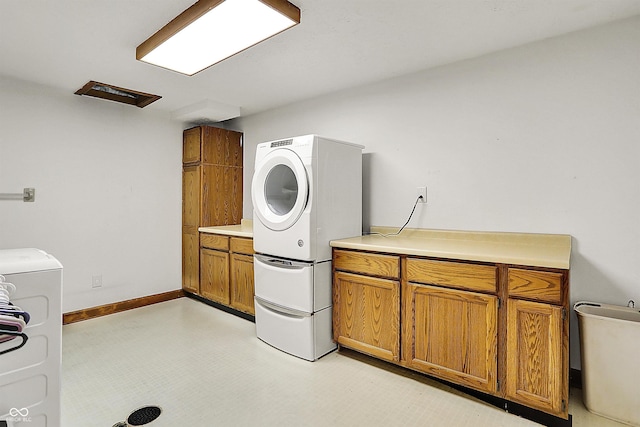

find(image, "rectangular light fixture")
[136,0,300,76]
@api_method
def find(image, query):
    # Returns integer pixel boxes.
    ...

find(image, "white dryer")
[251,134,364,262]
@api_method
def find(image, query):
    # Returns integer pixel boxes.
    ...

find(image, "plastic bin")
[574,301,640,426]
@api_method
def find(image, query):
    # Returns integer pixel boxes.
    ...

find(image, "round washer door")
[252,148,309,231]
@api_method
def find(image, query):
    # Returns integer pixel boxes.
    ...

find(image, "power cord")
[367,195,424,237]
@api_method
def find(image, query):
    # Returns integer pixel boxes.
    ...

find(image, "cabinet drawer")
[230,237,254,255]
[508,268,564,304]
[200,233,229,251]
[406,258,497,293]
[333,249,400,279]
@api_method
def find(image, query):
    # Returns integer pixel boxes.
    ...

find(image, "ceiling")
[2,0,640,122]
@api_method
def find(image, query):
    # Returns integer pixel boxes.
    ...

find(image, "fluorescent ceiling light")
[136,0,300,76]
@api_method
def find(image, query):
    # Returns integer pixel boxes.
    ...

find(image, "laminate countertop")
[330,227,571,270]
[199,219,253,238]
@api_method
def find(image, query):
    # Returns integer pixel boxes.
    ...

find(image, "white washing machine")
[251,134,364,262]
[0,248,62,427]
[251,135,363,361]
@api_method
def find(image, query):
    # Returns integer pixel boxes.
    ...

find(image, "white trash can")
[574,301,640,426]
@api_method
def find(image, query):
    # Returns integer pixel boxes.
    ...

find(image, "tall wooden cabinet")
[182,126,243,294]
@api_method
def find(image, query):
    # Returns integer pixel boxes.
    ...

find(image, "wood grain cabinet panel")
[230,237,254,255]
[201,233,229,251]
[182,127,201,164]
[182,166,200,228]
[404,283,498,394]
[406,258,497,293]
[333,249,399,279]
[202,164,243,227]
[506,298,565,417]
[202,126,243,167]
[200,248,230,305]
[333,271,400,362]
[182,232,199,294]
[508,268,563,304]
[230,253,255,315]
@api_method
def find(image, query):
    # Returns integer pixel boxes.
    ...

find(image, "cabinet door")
[183,127,201,164]
[230,253,255,315]
[333,271,400,362]
[182,165,200,291]
[506,299,566,417]
[183,166,200,228]
[202,127,243,167]
[202,165,243,226]
[182,231,199,293]
[405,283,498,394]
[200,248,230,305]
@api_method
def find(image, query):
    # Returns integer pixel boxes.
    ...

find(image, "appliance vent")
[75,81,161,108]
[271,139,293,148]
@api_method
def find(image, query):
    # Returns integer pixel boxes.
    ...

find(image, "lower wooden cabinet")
[200,248,230,304]
[506,295,566,415]
[333,271,400,362]
[403,283,498,394]
[230,253,255,314]
[333,247,570,420]
[199,234,255,315]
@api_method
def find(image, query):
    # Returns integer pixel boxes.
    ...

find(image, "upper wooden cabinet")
[182,126,243,293]
[182,126,242,166]
[183,127,202,164]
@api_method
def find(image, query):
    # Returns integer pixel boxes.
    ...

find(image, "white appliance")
[252,134,364,262]
[0,249,62,427]
[251,135,363,361]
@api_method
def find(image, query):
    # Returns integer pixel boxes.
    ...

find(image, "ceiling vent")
[75,81,161,108]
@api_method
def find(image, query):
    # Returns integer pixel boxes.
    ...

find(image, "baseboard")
[63,290,185,324]
[184,291,255,323]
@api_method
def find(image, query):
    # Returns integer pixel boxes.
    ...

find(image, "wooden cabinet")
[332,247,570,420]
[200,234,255,315]
[182,126,242,293]
[333,250,400,362]
[229,237,255,315]
[404,283,498,394]
[182,165,201,293]
[403,258,498,394]
[505,268,568,417]
[200,234,230,304]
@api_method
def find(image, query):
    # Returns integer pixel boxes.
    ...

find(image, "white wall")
[0,77,183,312]
[232,16,640,369]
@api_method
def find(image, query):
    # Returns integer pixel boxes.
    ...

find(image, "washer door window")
[252,149,308,231]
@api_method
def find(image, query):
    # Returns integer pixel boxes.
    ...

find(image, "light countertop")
[330,227,571,269]
[199,219,253,238]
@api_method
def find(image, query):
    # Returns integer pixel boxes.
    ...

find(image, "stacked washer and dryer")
[251,135,363,361]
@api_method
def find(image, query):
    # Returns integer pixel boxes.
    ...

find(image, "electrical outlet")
[92,274,103,288]
[417,186,427,203]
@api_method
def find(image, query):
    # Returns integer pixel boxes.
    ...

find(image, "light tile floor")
[61,298,626,427]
